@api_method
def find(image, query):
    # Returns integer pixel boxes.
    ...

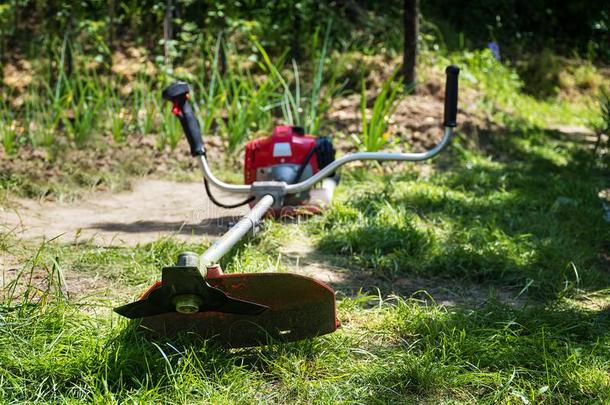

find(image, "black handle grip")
[443,65,460,128]
[162,82,205,156]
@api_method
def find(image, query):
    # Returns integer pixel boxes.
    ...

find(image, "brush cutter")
[114,65,460,348]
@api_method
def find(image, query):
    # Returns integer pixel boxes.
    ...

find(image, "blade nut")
[172,294,202,314]
[176,251,200,268]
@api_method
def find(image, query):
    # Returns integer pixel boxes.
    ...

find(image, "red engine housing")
[244,125,320,184]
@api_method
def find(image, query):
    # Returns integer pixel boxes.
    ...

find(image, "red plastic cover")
[244,125,319,184]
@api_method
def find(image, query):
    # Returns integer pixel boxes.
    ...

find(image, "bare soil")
[1,179,247,246]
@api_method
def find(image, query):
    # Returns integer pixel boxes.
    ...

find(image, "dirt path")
[0,179,247,246]
[1,178,524,307]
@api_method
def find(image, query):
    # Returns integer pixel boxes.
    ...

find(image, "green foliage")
[158,103,182,151]
[435,48,599,128]
[592,88,610,158]
[355,73,402,151]
[0,29,343,157]
[422,0,610,61]
[214,56,277,152]
[133,80,158,136]
[2,221,610,402]
[450,49,522,105]
[0,3,609,402]
[595,88,610,134]
[0,121,17,155]
[516,49,562,98]
[315,189,431,276]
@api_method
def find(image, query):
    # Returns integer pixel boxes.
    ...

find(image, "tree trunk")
[108,0,115,51]
[292,11,301,61]
[163,0,174,67]
[403,0,418,89]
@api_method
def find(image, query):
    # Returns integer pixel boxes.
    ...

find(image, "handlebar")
[163,65,460,196]
[162,82,206,156]
[443,65,459,127]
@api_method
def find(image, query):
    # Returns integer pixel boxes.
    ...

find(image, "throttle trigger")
[172,101,183,117]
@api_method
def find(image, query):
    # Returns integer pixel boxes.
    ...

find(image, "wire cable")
[204,178,255,209]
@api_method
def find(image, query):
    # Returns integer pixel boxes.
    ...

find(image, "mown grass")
[2,255,610,403]
[310,122,608,299]
[2,109,609,402]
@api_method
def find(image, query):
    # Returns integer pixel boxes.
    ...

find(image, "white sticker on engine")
[272,142,292,157]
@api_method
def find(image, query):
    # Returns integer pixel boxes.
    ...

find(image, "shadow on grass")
[308,123,608,303]
[102,293,610,402]
[354,298,610,402]
[24,121,602,400]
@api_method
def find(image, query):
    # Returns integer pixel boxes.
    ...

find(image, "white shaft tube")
[199,194,274,267]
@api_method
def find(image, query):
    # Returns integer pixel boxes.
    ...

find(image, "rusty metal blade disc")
[139,273,338,347]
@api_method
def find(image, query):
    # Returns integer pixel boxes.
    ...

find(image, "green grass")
[2,42,610,402]
[356,72,403,151]
[0,35,343,162]
[2,115,609,402]
[0,149,144,201]
[2,240,610,402]
[311,124,608,298]
[430,49,603,128]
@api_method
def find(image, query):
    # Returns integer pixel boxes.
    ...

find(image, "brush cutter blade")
[113,265,268,319]
[137,273,339,347]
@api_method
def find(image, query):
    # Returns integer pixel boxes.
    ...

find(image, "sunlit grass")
[2,252,610,402]
[309,124,608,298]
[2,36,609,403]
[2,104,609,401]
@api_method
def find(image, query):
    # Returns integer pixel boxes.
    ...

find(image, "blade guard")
[128,269,339,348]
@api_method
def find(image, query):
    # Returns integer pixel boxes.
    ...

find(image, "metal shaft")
[199,194,274,267]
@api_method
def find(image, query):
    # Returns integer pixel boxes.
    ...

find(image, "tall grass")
[209,38,278,153]
[355,72,403,152]
[0,121,17,155]
[158,102,182,150]
[255,20,338,134]
[0,25,345,163]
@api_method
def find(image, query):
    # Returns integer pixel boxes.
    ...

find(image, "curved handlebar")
[285,127,454,194]
[165,65,460,196]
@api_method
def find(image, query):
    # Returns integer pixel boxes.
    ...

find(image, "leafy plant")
[304,20,333,134]
[158,105,182,151]
[63,83,104,147]
[109,107,126,143]
[209,39,278,152]
[356,73,402,152]
[197,34,223,135]
[0,121,17,155]
[133,79,157,136]
[218,70,276,152]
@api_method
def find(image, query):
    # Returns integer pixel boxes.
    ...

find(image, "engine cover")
[245,125,319,183]
[245,126,325,206]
